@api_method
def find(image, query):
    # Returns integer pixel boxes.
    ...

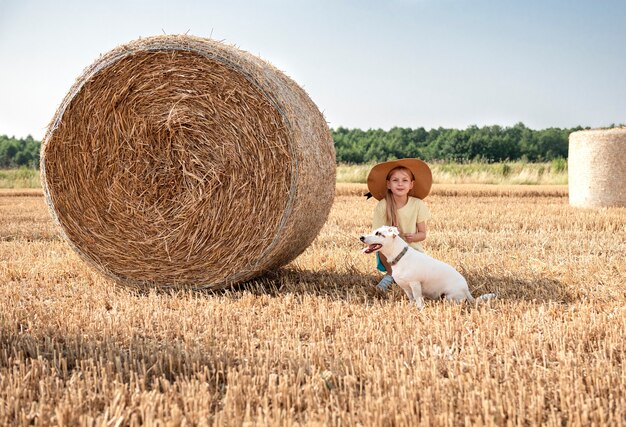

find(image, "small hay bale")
[40,35,335,290]
[568,128,626,208]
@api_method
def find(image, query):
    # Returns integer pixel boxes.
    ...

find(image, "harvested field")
[1,185,625,425]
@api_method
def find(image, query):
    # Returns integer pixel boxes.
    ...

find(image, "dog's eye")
[375,232,381,236]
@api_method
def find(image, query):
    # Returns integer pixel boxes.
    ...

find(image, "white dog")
[361,226,496,309]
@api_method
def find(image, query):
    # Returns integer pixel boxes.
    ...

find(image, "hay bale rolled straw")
[40,35,335,290]
[568,128,626,208]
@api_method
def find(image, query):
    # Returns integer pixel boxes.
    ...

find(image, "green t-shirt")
[373,196,431,252]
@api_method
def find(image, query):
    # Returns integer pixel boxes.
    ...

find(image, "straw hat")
[366,158,432,200]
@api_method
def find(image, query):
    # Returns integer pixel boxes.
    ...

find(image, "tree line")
[0,123,613,168]
[333,122,589,163]
[0,135,40,168]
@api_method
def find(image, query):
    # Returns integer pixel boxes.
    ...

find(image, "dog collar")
[388,246,409,266]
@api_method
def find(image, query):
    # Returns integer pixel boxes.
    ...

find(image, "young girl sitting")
[366,158,433,291]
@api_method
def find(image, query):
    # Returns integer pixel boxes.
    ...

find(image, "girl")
[366,158,433,291]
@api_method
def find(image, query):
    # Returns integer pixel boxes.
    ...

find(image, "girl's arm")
[379,253,392,274]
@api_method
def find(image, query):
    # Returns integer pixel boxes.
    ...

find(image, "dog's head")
[360,226,400,254]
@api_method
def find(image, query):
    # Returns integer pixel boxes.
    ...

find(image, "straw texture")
[568,128,626,208]
[40,35,335,290]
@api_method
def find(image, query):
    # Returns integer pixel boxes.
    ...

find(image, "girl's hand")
[403,233,418,243]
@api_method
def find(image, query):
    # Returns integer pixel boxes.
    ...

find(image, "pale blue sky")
[1,0,625,140]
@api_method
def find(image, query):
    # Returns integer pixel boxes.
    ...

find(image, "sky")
[1,0,625,140]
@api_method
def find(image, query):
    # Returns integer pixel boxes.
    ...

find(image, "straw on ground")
[1,184,624,425]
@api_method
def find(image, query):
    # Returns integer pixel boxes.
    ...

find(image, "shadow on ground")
[212,268,386,303]
[194,268,578,305]
[463,271,578,304]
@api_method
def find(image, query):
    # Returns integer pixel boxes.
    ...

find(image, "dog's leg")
[398,283,415,302]
[443,289,475,304]
[408,282,424,310]
[447,290,497,304]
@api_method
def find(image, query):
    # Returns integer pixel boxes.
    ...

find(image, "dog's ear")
[388,226,399,237]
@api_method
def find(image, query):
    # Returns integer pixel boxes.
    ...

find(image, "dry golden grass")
[1,185,625,426]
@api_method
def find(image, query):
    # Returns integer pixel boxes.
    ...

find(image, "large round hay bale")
[568,128,626,208]
[40,35,335,290]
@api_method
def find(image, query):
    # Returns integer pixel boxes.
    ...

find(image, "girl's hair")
[385,166,415,228]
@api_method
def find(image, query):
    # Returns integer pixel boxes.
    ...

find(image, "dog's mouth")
[363,243,382,254]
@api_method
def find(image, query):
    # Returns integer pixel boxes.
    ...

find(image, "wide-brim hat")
[366,158,432,200]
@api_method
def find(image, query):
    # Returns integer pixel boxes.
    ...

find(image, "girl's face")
[386,169,414,197]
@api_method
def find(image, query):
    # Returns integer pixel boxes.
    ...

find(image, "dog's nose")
[359,236,365,242]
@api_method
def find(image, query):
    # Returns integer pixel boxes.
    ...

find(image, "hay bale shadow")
[209,267,386,303]
[125,268,578,306]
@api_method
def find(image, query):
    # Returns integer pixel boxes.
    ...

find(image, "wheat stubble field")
[1,184,625,426]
